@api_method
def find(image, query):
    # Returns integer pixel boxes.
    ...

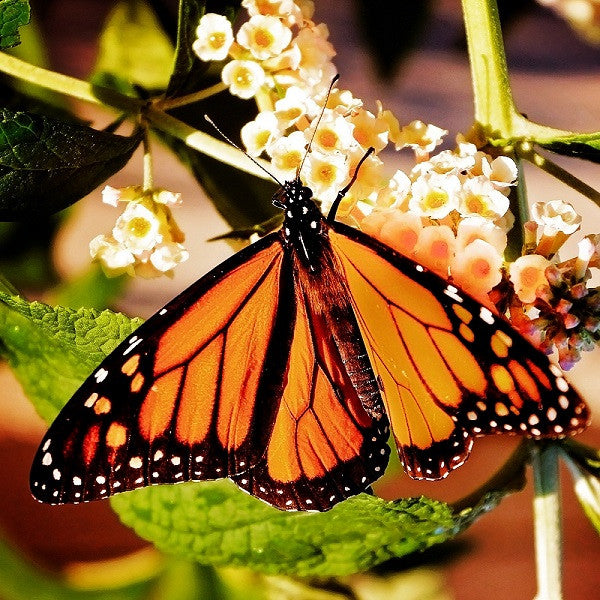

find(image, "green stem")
[0,51,143,113]
[531,442,563,600]
[461,0,516,134]
[142,130,153,191]
[144,107,272,182]
[520,146,600,208]
[460,0,574,141]
[157,82,227,110]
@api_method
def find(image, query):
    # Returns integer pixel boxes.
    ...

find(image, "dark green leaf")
[0,108,142,219]
[352,0,431,78]
[0,291,142,423]
[165,0,239,98]
[537,132,600,163]
[92,0,174,94]
[0,0,29,49]
[112,481,456,576]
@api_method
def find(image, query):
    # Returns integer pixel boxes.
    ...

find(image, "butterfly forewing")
[329,223,589,480]
[30,235,295,504]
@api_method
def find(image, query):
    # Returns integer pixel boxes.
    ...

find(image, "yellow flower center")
[317,165,336,184]
[424,189,448,210]
[317,130,338,150]
[280,107,302,121]
[254,28,274,49]
[128,216,151,238]
[282,151,302,170]
[235,67,254,87]
[466,194,485,214]
[256,130,271,148]
[209,32,226,49]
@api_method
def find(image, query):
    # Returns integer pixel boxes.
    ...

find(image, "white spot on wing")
[94,368,108,383]
[42,452,52,466]
[42,439,51,452]
[123,338,143,356]
[480,307,495,325]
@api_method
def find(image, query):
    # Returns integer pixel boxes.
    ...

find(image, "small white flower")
[241,111,280,157]
[396,120,447,155]
[89,235,135,277]
[269,130,307,180]
[377,211,423,256]
[306,109,355,154]
[532,199,582,235]
[304,150,349,203]
[237,14,293,60]
[154,189,182,205]
[349,109,388,153]
[101,185,121,207]
[450,239,503,298]
[414,225,456,276]
[241,0,303,25]
[482,155,518,189]
[376,169,411,209]
[222,60,266,99]
[295,24,336,83]
[150,242,190,273]
[193,13,234,62]
[411,150,475,178]
[409,172,461,219]
[458,176,510,220]
[346,147,386,199]
[456,216,508,255]
[273,85,318,128]
[509,254,552,304]
[113,202,162,255]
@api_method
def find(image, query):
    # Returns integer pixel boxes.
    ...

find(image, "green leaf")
[537,132,600,163]
[0,108,142,219]
[112,482,455,577]
[0,0,29,49]
[0,537,154,600]
[0,291,142,423]
[92,0,174,93]
[165,0,239,98]
[49,264,128,310]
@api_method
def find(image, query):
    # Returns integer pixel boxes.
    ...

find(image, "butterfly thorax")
[273,178,327,270]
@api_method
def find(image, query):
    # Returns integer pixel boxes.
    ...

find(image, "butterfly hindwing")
[30,234,295,504]
[329,223,589,480]
[233,246,390,510]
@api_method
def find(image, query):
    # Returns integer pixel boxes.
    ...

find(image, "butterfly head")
[273,178,324,235]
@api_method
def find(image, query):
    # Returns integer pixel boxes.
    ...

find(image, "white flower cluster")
[361,138,518,303]
[194,1,335,100]
[90,186,189,278]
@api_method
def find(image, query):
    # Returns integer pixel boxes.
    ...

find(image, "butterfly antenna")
[296,73,340,179]
[327,146,375,223]
[204,115,284,187]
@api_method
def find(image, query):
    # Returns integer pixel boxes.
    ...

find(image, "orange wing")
[329,223,589,480]
[30,235,292,504]
[233,251,390,510]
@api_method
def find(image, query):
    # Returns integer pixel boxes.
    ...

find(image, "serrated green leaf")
[0,108,142,219]
[0,0,29,49]
[92,0,174,93]
[165,0,239,98]
[111,481,455,577]
[537,132,600,163]
[0,291,142,423]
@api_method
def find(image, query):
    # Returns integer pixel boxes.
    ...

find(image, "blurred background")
[0,0,599,598]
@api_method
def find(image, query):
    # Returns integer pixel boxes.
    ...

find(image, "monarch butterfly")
[30,118,589,513]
